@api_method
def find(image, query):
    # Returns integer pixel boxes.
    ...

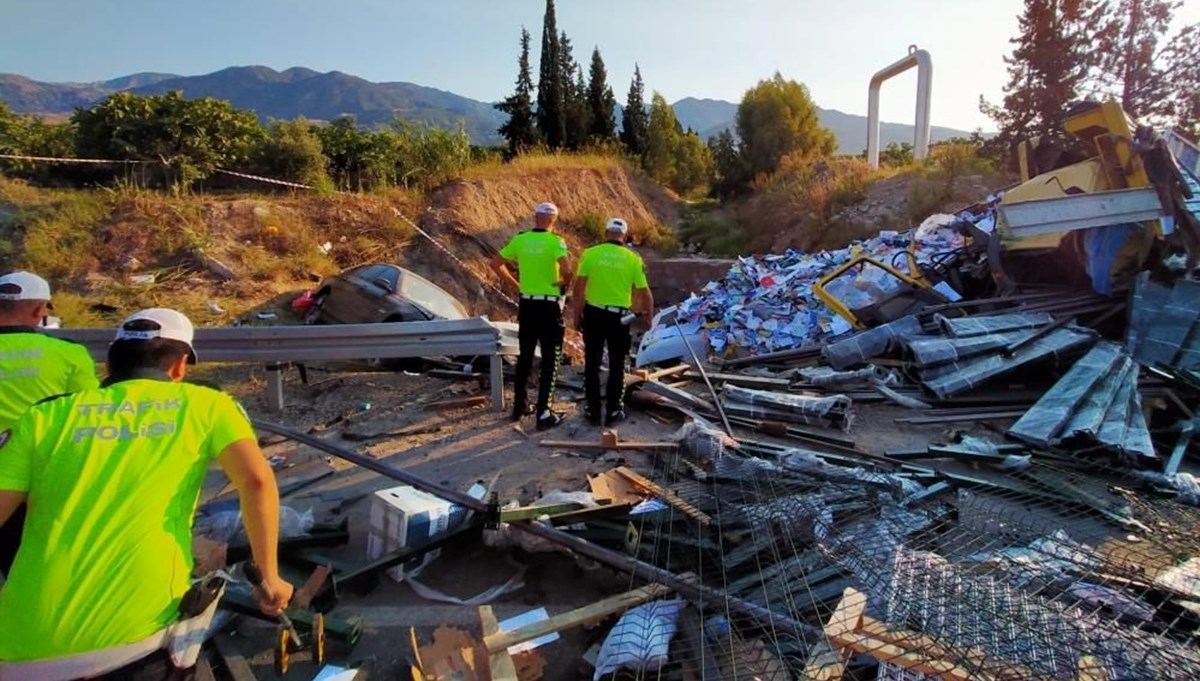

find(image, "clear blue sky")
[4,0,1199,132]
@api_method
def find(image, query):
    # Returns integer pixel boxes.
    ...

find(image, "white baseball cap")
[0,271,52,302]
[605,218,629,234]
[115,308,197,364]
[535,202,559,216]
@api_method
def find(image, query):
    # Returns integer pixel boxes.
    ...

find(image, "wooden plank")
[638,380,718,413]
[482,583,673,654]
[194,654,217,681]
[211,634,259,681]
[479,606,520,681]
[539,439,677,451]
[802,640,848,681]
[827,630,983,681]
[425,395,488,411]
[611,467,713,526]
[690,370,793,389]
[588,470,645,505]
[292,564,333,610]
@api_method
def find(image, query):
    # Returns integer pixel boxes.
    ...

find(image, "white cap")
[0,271,51,302]
[115,308,197,364]
[535,202,559,216]
[605,218,629,234]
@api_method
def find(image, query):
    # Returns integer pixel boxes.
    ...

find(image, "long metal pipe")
[867,45,933,168]
[251,420,821,642]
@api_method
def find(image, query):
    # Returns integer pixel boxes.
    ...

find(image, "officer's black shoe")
[606,410,627,426]
[583,405,602,426]
[536,412,567,431]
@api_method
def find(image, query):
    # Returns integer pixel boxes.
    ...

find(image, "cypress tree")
[587,47,617,141]
[621,64,648,155]
[495,28,539,157]
[536,0,565,148]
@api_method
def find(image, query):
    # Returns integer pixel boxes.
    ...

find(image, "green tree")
[254,118,331,190]
[1159,24,1200,138]
[315,116,395,190]
[392,121,471,190]
[1091,0,1177,120]
[620,65,649,155]
[536,0,565,148]
[672,130,715,196]
[643,92,681,187]
[879,141,915,167]
[73,91,262,187]
[708,128,747,196]
[735,73,835,180]
[495,28,540,157]
[980,0,1101,156]
[587,47,617,142]
[559,32,589,149]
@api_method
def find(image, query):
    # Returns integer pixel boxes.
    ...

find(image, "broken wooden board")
[425,396,488,411]
[479,606,519,681]
[342,423,443,442]
[637,380,718,413]
[411,625,486,681]
[482,583,674,654]
[588,470,646,506]
[819,588,1043,681]
[292,564,333,610]
[611,466,712,526]
[540,428,676,452]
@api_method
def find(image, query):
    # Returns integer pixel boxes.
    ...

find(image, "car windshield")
[399,271,467,319]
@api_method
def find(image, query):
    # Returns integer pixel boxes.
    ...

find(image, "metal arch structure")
[867,45,933,168]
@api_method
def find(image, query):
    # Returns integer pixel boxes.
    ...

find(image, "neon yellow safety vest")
[576,243,648,309]
[499,230,569,296]
[0,377,256,661]
[0,328,98,428]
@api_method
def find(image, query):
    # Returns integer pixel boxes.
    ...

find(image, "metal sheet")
[1008,341,1124,447]
[921,327,1095,399]
[1126,273,1173,360]
[934,312,1054,338]
[1137,279,1200,368]
[998,187,1166,237]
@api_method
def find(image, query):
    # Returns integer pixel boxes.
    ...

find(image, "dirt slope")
[0,158,678,324]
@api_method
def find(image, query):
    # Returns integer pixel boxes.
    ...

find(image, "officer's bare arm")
[218,439,293,615]
[635,286,655,317]
[570,277,589,326]
[491,255,520,290]
[0,490,26,527]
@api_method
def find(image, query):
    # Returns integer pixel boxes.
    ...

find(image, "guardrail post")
[490,355,505,412]
[265,362,286,413]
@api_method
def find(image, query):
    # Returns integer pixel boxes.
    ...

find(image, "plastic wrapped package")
[934,311,1054,338]
[671,417,737,464]
[822,315,923,370]
[198,506,314,543]
[592,600,688,681]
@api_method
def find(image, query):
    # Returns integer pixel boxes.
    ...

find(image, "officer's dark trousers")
[582,305,631,417]
[513,299,564,416]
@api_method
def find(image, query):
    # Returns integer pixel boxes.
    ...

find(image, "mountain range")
[0,66,978,153]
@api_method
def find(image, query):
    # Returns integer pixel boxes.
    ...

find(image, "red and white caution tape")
[0,153,152,164]
[388,208,518,308]
[213,168,316,190]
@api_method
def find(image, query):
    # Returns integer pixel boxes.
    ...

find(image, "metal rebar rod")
[250,420,820,642]
[672,320,734,437]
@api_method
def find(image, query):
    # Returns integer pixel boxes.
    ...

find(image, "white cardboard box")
[366,483,483,582]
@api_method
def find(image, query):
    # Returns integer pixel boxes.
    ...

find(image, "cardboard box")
[366,483,483,582]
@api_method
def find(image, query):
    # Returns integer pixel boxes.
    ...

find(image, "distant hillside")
[670,98,981,154]
[1,66,507,144]
[1,66,982,150]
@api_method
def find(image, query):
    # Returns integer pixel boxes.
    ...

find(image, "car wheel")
[304,291,329,325]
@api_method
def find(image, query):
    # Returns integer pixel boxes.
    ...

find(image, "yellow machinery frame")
[813,253,933,330]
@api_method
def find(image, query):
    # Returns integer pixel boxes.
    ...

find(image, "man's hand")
[255,573,294,617]
[635,313,652,332]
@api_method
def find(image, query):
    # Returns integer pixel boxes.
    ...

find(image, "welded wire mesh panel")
[607,441,1200,681]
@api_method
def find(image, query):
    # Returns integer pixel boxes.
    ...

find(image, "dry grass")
[462,151,624,180]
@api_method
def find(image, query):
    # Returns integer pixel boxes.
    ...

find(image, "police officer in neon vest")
[570,218,654,426]
[0,271,99,575]
[0,308,292,680]
[493,202,571,431]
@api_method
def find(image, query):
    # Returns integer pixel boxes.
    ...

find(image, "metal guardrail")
[50,318,515,412]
